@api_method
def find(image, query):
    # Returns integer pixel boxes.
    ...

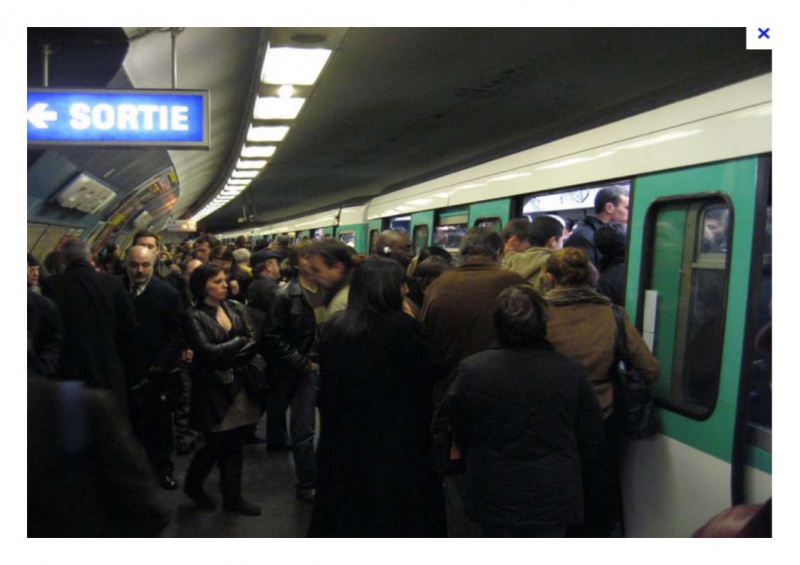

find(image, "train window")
[312,228,325,240]
[522,181,631,231]
[412,224,429,253]
[389,216,411,234]
[369,229,379,253]
[434,212,468,252]
[473,216,501,232]
[644,196,731,419]
[338,230,356,248]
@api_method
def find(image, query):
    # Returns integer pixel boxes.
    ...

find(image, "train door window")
[522,181,631,235]
[473,216,501,232]
[433,212,468,253]
[389,216,411,234]
[643,196,731,418]
[338,230,356,248]
[412,224,429,253]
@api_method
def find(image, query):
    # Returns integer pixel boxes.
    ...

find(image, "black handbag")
[611,306,658,440]
[239,353,270,395]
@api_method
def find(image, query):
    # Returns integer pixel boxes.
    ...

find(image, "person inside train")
[182,262,263,516]
[191,233,221,263]
[260,240,326,497]
[374,229,414,268]
[502,215,565,294]
[542,247,659,537]
[420,226,529,537]
[595,222,628,306]
[564,186,629,266]
[122,245,185,491]
[41,239,139,409]
[304,239,361,316]
[308,256,446,537]
[500,217,532,256]
[443,285,604,537]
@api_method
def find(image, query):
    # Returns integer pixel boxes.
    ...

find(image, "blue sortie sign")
[27,88,209,148]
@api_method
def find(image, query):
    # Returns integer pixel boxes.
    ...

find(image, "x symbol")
[758,28,770,39]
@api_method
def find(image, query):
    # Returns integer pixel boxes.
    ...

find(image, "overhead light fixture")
[232,170,260,179]
[278,85,294,98]
[247,125,289,142]
[261,47,332,86]
[236,159,267,170]
[241,145,276,158]
[227,179,252,186]
[253,96,306,120]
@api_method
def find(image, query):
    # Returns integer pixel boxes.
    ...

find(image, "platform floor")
[157,417,313,538]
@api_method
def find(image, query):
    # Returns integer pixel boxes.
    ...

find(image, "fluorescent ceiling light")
[254,96,306,120]
[241,145,276,158]
[228,179,251,186]
[261,47,332,86]
[232,170,260,179]
[247,125,289,142]
[236,159,267,170]
[278,85,294,98]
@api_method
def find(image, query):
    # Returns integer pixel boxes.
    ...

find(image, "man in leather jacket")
[261,241,327,501]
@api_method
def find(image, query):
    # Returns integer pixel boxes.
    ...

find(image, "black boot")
[219,439,261,516]
[184,438,218,510]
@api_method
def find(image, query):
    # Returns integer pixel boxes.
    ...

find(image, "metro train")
[218,73,773,537]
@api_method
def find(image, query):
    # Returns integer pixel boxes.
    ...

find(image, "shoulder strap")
[611,305,630,365]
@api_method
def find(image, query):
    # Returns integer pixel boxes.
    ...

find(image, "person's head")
[44,250,63,276]
[27,253,42,288]
[126,245,156,287]
[459,226,504,263]
[132,230,159,252]
[192,234,221,262]
[189,262,228,306]
[287,239,317,281]
[232,247,251,267]
[234,235,247,249]
[181,258,203,282]
[544,247,595,289]
[501,218,532,254]
[595,222,627,264]
[375,229,414,267]
[209,245,234,273]
[411,256,453,294]
[494,285,549,347]
[417,246,455,267]
[530,215,566,249]
[306,239,356,290]
[58,239,92,268]
[594,186,630,224]
[347,256,407,321]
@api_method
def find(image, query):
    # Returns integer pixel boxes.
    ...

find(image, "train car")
[217,73,772,536]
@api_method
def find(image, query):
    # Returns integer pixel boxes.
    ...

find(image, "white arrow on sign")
[27,103,58,129]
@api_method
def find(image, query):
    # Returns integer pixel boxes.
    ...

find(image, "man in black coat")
[27,289,64,378]
[122,245,185,489]
[41,239,138,408]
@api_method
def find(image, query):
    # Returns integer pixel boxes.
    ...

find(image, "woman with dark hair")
[542,247,659,536]
[210,245,251,302]
[444,285,604,537]
[181,262,262,516]
[308,256,446,537]
[405,255,454,312]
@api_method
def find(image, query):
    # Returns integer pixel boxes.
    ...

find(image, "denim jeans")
[289,367,319,495]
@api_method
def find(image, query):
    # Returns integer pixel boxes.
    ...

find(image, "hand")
[229,279,240,295]
[182,349,194,363]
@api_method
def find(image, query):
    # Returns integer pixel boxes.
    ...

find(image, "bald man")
[123,245,185,490]
[374,229,414,267]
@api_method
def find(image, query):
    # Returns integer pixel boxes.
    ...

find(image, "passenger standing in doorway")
[500,218,532,256]
[261,240,326,501]
[542,248,659,537]
[443,285,604,537]
[502,215,565,294]
[308,257,446,536]
[564,186,629,266]
[595,222,628,306]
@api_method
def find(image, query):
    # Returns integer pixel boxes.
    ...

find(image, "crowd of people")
[28,186,669,538]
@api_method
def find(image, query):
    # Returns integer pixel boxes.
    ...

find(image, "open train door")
[620,156,772,537]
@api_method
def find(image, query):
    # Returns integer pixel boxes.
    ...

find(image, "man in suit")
[41,239,138,408]
[123,245,185,489]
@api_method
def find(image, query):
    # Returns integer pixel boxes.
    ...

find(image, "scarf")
[545,286,612,307]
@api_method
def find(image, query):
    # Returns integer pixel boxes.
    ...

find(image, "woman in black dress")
[308,256,446,537]
[182,263,262,515]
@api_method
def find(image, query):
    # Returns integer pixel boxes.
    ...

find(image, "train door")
[621,156,771,537]
[335,224,367,253]
[432,207,468,255]
[410,211,433,253]
[367,218,384,253]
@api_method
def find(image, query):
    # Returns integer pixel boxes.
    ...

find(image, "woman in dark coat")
[308,256,446,537]
[444,285,604,537]
[182,263,262,516]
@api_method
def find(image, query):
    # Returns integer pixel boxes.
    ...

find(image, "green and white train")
[218,73,772,537]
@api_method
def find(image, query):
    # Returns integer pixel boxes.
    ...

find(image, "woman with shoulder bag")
[542,248,660,537]
[182,262,262,516]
